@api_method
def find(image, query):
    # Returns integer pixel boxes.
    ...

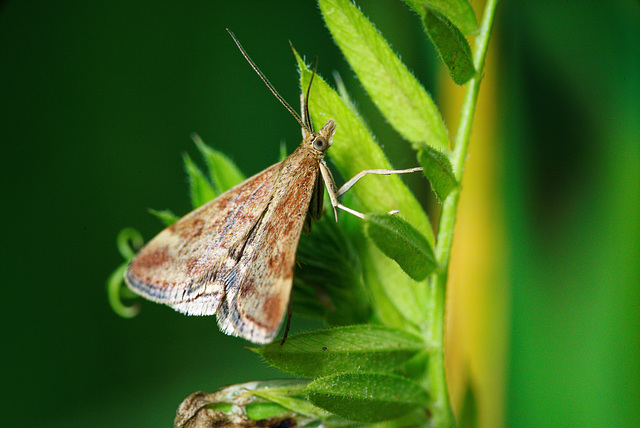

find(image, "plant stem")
[424,0,499,426]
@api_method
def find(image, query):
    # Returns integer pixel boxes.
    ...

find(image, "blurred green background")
[2,1,638,427]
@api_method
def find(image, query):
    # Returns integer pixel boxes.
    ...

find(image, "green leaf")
[423,7,477,85]
[147,208,179,226]
[191,133,245,195]
[183,152,216,209]
[250,389,330,419]
[295,53,432,328]
[332,70,371,135]
[255,325,424,377]
[402,0,477,35]
[364,213,438,282]
[319,0,450,151]
[418,145,459,202]
[306,372,429,423]
[244,402,290,421]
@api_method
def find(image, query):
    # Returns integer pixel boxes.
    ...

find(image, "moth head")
[310,119,335,153]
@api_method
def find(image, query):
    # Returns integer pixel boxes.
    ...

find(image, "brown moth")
[125,30,422,344]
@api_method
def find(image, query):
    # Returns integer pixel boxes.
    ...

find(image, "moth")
[125,30,422,344]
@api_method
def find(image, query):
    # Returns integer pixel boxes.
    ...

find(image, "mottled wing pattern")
[216,147,321,343]
[125,161,283,317]
[125,146,320,344]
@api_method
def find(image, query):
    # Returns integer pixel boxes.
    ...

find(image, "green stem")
[424,0,499,426]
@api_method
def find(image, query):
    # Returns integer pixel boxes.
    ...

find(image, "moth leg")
[335,203,366,219]
[330,166,424,219]
[337,167,423,197]
[280,298,293,346]
[319,160,340,221]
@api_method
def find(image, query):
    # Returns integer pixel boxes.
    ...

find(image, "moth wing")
[125,162,283,316]
[216,149,321,343]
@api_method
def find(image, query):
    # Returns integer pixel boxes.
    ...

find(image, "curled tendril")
[107,262,140,318]
[108,228,144,318]
[117,227,144,260]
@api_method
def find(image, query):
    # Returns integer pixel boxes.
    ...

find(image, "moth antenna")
[300,93,308,138]
[303,57,318,132]
[227,29,308,133]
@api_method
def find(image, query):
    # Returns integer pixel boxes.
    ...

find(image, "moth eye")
[313,137,327,151]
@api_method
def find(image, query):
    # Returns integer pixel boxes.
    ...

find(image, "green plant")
[109,0,497,425]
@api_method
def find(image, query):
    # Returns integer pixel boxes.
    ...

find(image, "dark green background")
[2,1,639,426]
